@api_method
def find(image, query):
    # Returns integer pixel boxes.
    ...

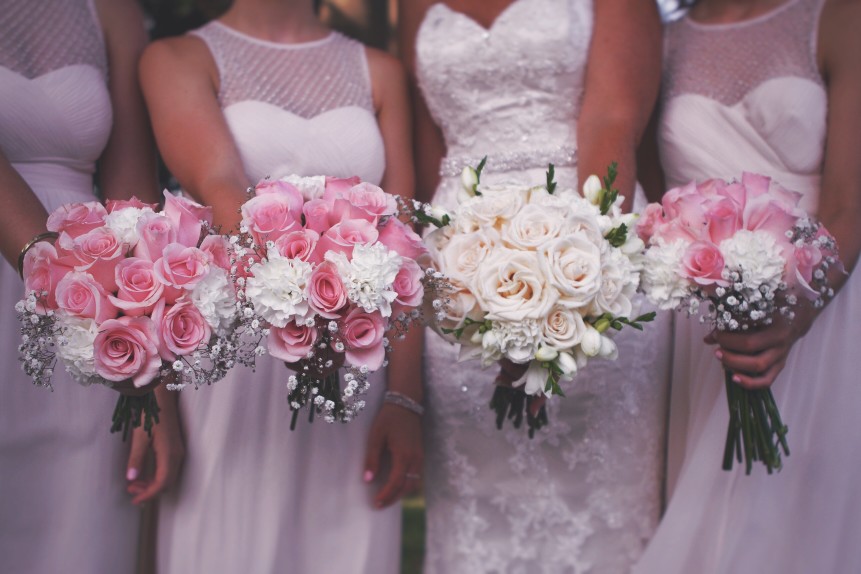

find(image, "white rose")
[720,230,785,294]
[279,175,326,200]
[438,228,500,284]
[245,253,314,327]
[539,232,603,309]
[104,206,153,247]
[541,305,587,351]
[641,239,691,310]
[502,203,566,251]
[459,189,524,229]
[55,314,99,382]
[189,267,237,335]
[436,287,482,340]
[589,247,640,318]
[474,248,558,321]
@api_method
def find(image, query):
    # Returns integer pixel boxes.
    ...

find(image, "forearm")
[577,117,640,212]
[0,156,50,268]
[385,324,423,404]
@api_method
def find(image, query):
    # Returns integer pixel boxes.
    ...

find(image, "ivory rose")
[474,248,557,321]
[538,232,603,309]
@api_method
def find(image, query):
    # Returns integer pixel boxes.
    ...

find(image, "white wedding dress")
[156,22,399,574]
[416,1,672,572]
[635,0,861,572]
[0,1,139,572]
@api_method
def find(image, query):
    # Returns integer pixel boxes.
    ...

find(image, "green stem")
[110,391,160,441]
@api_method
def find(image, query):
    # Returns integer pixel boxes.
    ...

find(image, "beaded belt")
[439,145,577,178]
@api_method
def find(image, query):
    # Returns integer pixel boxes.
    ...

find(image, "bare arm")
[0,153,50,268]
[636,106,668,204]
[577,0,662,211]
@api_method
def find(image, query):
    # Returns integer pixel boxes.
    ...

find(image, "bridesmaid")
[636,0,861,571]
[0,0,170,572]
[139,0,422,572]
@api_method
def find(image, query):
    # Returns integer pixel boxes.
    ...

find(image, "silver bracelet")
[384,391,424,416]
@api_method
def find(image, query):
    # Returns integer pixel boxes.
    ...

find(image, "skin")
[138,0,423,508]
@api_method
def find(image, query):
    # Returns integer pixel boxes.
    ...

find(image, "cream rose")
[474,248,557,321]
[540,306,587,350]
[538,232,603,309]
[438,228,499,285]
[502,203,566,251]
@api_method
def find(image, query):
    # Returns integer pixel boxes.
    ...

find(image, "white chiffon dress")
[155,22,400,574]
[416,1,673,572]
[0,1,139,572]
[635,0,861,571]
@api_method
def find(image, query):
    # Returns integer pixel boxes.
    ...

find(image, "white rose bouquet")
[418,161,654,436]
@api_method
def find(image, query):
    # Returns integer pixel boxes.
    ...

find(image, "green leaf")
[546,163,557,195]
[475,156,488,182]
[599,161,620,215]
[414,210,449,229]
[605,223,628,248]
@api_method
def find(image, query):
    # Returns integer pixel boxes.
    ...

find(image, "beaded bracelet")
[383,391,425,416]
[17,231,59,280]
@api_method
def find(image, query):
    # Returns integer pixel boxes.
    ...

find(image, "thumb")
[363,425,385,484]
[126,426,150,482]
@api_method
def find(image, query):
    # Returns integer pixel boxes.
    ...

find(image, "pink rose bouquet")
[637,172,840,473]
[232,175,444,427]
[18,192,242,439]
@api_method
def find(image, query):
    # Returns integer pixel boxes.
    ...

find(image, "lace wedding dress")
[635,0,861,571]
[156,22,399,574]
[0,1,139,572]
[416,1,672,572]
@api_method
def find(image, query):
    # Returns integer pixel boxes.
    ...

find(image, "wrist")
[17,231,58,279]
[383,391,424,416]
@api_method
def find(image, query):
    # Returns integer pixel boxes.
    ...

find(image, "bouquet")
[637,172,840,473]
[419,161,654,436]
[231,175,444,428]
[18,192,242,439]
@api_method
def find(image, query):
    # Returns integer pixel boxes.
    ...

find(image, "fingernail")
[732,375,742,384]
[126,468,138,481]
[363,470,374,483]
[715,350,723,360]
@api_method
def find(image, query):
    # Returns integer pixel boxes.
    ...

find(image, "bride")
[399,0,672,571]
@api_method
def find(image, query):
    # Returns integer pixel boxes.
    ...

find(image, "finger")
[375,458,408,509]
[713,329,785,354]
[126,427,150,483]
[528,395,547,418]
[714,346,786,377]
[131,444,173,505]
[402,464,423,496]
[729,359,787,390]
[363,428,385,485]
[704,331,717,345]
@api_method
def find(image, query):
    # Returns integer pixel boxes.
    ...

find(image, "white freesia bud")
[621,236,646,256]
[619,213,639,227]
[470,329,485,345]
[581,326,602,357]
[461,166,479,196]
[430,205,450,221]
[535,346,558,362]
[557,352,578,377]
[598,336,618,360]
[582,175,603,204]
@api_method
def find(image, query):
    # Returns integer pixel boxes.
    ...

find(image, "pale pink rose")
[307,261,348,319]
[275,229,320,262]
[152,299,211,360]
[200,235,232,271]
[254,179,304,205]
[55,271,118,323]
[267,322,318,363]
[134,212,178,262]
[661,182,708,240]
[791,244,824,285]
[58,226,126,290]
[716,181,748,210]
[109,258,165,316]
[163,191,213,247]
[153,244,210,301]
[339,307,386,371]
[23,242,71,311]
[93,316,162,388]
[682,241,727,286]
[377,218,427,260]
[241,192,303,245]
[740,172,773,202]
[314,219,379,259]
[106,197,158,213]
[47,201,107,238]
[637,203,666,243]
[331,182,397,223]
[322,176,362,200]
[303,198,336,233]
[743,196,799,239]
[705,198,743,244]
[392,259,424,308]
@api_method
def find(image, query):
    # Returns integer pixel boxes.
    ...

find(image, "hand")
[126,393,184,505]
[363,403,423,509]
[112,376,163,397]
[708,305,817,389]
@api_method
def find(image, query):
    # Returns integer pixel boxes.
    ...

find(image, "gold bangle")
[17,232,59,280]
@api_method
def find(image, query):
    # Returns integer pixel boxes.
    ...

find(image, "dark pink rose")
[46,201,107,238]
[339,307,385,371]
[93,316,162,388]
[636,203,666,244]
[58,226,126,291]
[152,299,211,360]
[134,212,178,262]
[322,176,362,200]
[267,322,318,363]
[241,192,303,245]
[275,229,320,262]
[163,191,213,247]
[315,219,379,259]
[377,218,427,260]
[682,241,727,286]
[153,244,210,301]
[110,258,165,316]
[23,242,71,311]
[705,198,743,244]
[307,262,348,319]
[303,198,336,233]
[106,197,158,213]
[200,235,232,271]
[392,259,424,308]
[55,271,118,323]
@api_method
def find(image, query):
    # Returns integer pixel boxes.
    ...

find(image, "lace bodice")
[416,0,593,177]
[659,0,827,211]
[191,22,385,185]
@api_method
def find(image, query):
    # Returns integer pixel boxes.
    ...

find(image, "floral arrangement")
[637,172,840,473]
[230,175,443,427]
[419,161,654,436]
[18,192,242,439]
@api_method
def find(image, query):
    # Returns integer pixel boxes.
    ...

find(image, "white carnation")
[245,253,314,327]
[471,319,541,366]
[641,239,691,310]
[55,314,99,382]
[104,207,153,247]
[589,247,640,318]
[189,267,237,335]
[720,230,785,294]
[279,175,326,200]
[326,242,402,318]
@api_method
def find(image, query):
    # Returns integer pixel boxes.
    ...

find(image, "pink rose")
[267,322,318,363]
[163,191,213,247]
[743,197,799,239]
[241,192,303,245]
[331,182,397,223]
[322,176,362,200]
[636,203,666,244]
[740,172,773,202]
[392,259,424,308]
[134,212,178,262]
[110,258,165,316]
[106,197,158,213]
[339,307,386,371]
[705,198,743,244]
[153,244,210,301]
[55,271,118,323]
[254,179,303,201]
[307,262,348,319]
[200,235,232,271]
[303,198,336,234]
[275,229,320,262]
[378,218,427,260]
[47,201,107,238]
[315,219,379,259]
[23,242,71,311]
[662,182,708,239]
[93,316,162,388]
[152,299,211,360]
[790,244,824,285]
[58,226,126,290]
[682,241,727,286]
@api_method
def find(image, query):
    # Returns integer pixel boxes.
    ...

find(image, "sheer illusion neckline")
[210,20,334,49]
[684,0,801,30]
[434,0,528,33]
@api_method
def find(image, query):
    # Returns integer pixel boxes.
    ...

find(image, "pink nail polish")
[363,470,374,483]
[126,468,139,481]
[715,350,723,360]
[732,375,742,384]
